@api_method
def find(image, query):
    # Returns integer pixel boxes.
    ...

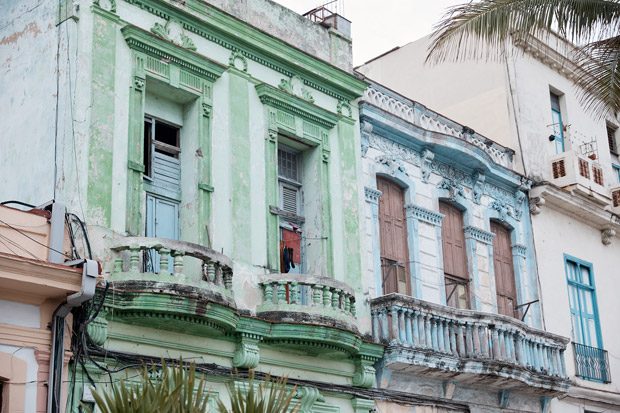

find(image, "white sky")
[273,0,464,65]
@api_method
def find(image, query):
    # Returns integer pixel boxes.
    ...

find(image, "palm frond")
[427,0,620,63]
[574,35,620,116]
[217,372,300,413]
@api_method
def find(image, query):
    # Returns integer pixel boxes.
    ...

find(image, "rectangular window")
[613,165,620,184]
[565,256,610,382]
[550,92,566,154]
[278,145,303,273]
[143,117,181,188]
[608,124,618,155]
[440,201,469,309]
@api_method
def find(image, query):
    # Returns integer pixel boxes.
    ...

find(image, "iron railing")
[573,342,611,383]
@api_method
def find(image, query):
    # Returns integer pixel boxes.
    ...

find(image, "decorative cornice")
[364,187,382,204]
[256,83,339,129]
[122,0,368,101]
[406,204,444,226]
[512,33,582,82]
[464,225,495,244]
[362,85,514,168]
[121,25,226,82]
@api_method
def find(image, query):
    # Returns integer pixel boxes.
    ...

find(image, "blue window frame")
[565,256,602,347]
[550,92,565,154]
[613,165,620,184]
[564,255,610,382]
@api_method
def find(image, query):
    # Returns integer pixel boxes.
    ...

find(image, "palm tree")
[426,0,620,115]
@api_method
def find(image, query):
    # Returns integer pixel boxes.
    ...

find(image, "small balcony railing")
[573,342,611,383]
[371,294,569,390]
[258,274,357,332]
[110,237,234,298]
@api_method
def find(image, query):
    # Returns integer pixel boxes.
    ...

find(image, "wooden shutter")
[440,202,467,279]
[440,202,469,309]
[491,221,517,317]
[377,177,409,295]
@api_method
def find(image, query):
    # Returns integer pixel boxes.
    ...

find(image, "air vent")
[612,189,620,207]
[593,166,604,186]
[552,159,566,179]
[578,159,590,179]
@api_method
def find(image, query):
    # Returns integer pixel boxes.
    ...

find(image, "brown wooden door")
[439,202,469,308]
[377,177,409,295]
[491,221,517,317]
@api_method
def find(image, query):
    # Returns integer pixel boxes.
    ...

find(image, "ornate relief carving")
[94,0,116,12]
[406,204,444,226]
[364,187,382,204]
[368,133,421,165]
[360,121,372,157]
[267,129,278,143]
[438,178,465,202]
[472,171,485,204]
[229,50,248,72]
[376,154,407,176]
[464,226,495,244]
[133,76,145,91]
[337,100,352,118]
[278,75,314,103]
[421,149,434,183]
[201,102,212,117]
[602,227,616,245]
[150,19,196,51]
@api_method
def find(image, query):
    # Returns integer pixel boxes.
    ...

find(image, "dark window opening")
[143,116,181,178]
[607,124,618,155]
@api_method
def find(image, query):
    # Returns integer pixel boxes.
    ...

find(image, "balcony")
[371,294,570,393]
[107,237,238,335]
[549,150,609,202]
[573,343,611,383]
[257,274,362,355]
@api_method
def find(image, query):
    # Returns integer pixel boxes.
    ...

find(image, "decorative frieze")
[150,19,197,51]
[279,75,315,103]
[464,225,495,244]
[406,204,444,226]
[364,187,382,204]
[229,50,248,72]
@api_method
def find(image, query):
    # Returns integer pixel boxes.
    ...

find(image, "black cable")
[0,200,37,208]
[68,213,92,260]
[0,217,71,259]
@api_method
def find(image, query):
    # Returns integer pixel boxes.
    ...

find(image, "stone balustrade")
[371,294,569,391]
[110,237,233,293]
[363,84,514,168]
[258,274,358,332]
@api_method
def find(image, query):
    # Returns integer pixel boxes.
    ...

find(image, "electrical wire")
[0,217,71,259]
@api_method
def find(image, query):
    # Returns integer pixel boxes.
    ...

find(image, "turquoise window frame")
[613,164,620,184]
[550,93,565,154]
[564,254,603,348]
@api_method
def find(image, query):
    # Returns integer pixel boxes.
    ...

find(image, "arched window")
[491,221,517,317]
[439,201,469,309]
[377,177,409,295]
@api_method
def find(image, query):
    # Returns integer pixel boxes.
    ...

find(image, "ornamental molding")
[464,226,495,244]
[122,0,367,102]
[512,33,583,82]
[363,85,514,168]
[366,133,526,216]
[364,187,382,204]
[602,227,616,246]
[122,25,226,83]
[406,204,444,226]
[256,83,339,130]
[150,18,197,51]
[360,121,372,157]
[94,0,116,13]
[228,50,248,72]
[295,387,325,413]
[279,75,314,103]
[232,334,261,369]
